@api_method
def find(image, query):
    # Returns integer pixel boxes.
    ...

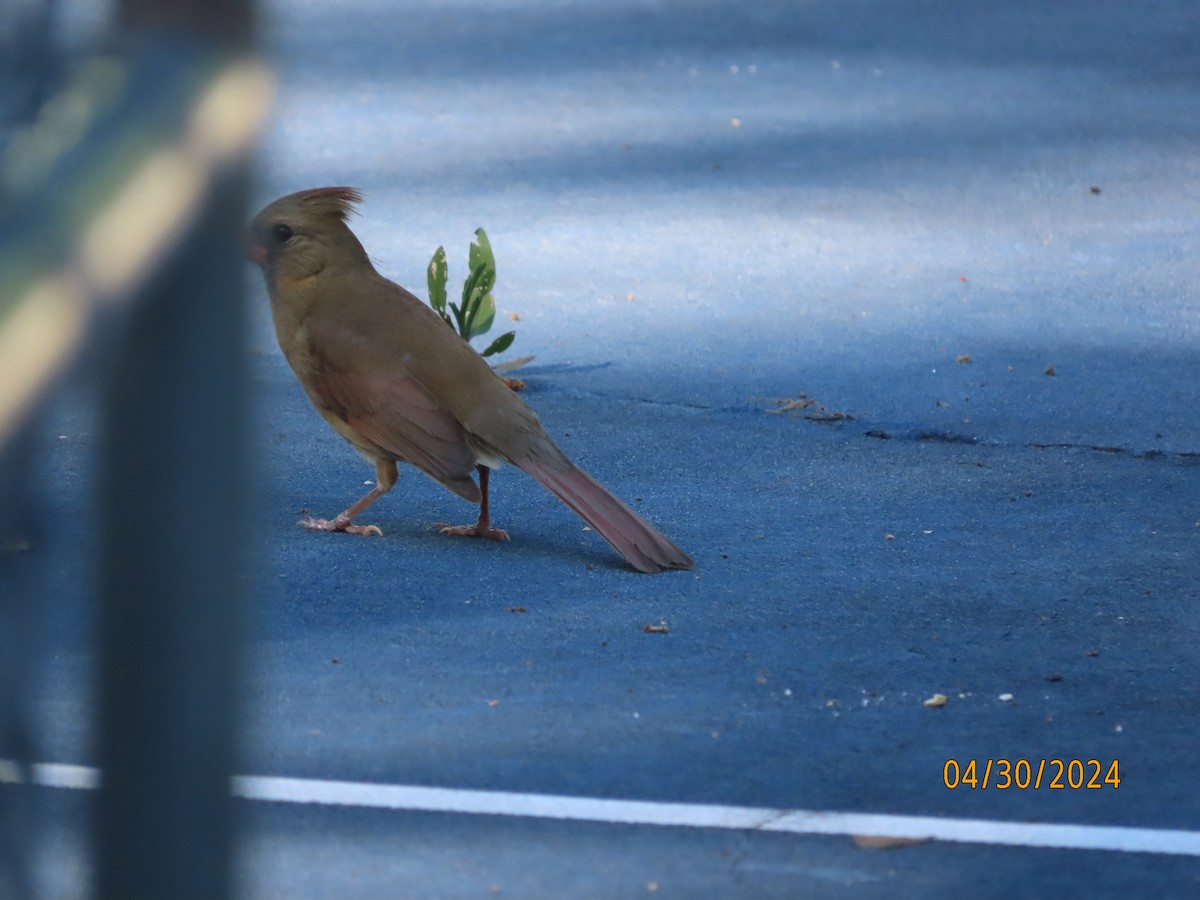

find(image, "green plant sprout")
[427,228,532,374]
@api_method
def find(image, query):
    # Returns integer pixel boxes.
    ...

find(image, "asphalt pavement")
[15,0,1200,897]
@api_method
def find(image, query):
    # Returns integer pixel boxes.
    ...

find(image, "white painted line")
[0,761,100,790]
[234,775,778,831]
[5,761,1199,857]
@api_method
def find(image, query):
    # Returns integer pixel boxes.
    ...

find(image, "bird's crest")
[290,186,363,222]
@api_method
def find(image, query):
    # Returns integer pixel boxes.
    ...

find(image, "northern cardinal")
[247,187,693,574]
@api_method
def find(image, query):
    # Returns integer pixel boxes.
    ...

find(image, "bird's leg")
[300,459,397,537]
[435,465,510,542]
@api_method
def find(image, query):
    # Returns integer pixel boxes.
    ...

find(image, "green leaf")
[448,300,467,335]
[464,230,495,321]
[481,330,516,357]
[427,228,507,345]
[469,228,496,291]
[427,246,448,317]
[460,265,483,327]
[462,279,492,339]
[467,293,496,340]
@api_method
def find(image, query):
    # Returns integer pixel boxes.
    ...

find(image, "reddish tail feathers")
[515,449,693,574]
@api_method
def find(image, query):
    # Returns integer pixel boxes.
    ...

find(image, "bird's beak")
[246,235,268,265]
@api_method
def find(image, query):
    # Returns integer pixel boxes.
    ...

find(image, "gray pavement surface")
[15,0,1200,896]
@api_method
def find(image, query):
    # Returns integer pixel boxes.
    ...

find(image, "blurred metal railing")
[0,1,271,897]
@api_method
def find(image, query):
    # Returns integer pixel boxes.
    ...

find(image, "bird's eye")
[272,223,294,242]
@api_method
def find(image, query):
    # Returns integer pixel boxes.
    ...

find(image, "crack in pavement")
[862,428,1200,464]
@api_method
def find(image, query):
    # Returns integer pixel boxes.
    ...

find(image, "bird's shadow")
[408,518,632,575]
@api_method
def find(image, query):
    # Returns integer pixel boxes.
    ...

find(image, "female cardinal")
[247,187,693,574]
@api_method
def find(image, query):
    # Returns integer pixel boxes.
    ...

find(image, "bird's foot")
[433,522,510,542]
[299,516,383,537]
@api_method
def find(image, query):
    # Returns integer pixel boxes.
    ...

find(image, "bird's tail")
[514,447,694,574]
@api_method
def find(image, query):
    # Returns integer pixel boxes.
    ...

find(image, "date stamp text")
[943,759,1120,790]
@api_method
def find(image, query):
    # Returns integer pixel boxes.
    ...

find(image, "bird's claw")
[433,522,510,542]
[299,516,383,537]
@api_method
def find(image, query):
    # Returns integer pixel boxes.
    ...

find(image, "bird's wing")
[303,322,482,503]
